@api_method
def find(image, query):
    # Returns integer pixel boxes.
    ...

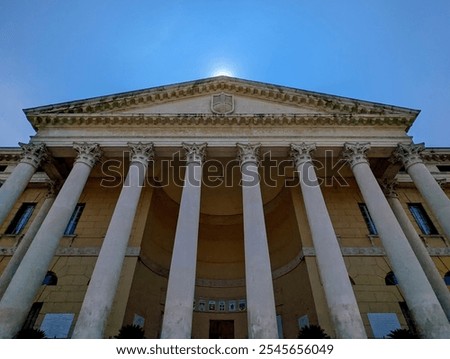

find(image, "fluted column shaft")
[394,143,450,240]
[343,142,450,339]
[0,185,57,299]
[238,143,278,339]
[291,143,366,338]
[160,143,206,339]
[384,182,450,320]
[0,143,101,339]
[72,143,154,339]
[0,143,47,227]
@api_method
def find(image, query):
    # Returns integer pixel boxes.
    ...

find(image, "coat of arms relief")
[211,93,234,114]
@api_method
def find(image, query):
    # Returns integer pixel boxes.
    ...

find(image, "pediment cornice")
[24,77,419,119]
[28,112,414,130]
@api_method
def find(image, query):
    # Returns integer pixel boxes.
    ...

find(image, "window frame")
[358,203,378,235]
[408,203,438,235]
[63,203,85,236]
[5,202,36,235]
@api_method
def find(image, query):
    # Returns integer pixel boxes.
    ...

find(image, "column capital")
[182,142,207,164]
[46,181,61,199]
[342,142,371,168]
[290,143,316,167]
[18,142,48,169]
[128,142,154,165]
[237,143,261,166]
[73,142,102,167]
[393,143,425,170]
[381,179,399,199]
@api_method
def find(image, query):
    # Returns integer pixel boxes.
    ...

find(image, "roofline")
[23,76,421,116]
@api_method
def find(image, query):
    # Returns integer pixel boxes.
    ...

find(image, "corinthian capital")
[19,142,48,169]
[392,143,425,170]
[381,179,398,199]
[128,142,154,165]
[73,142,102,167]
[182,142,207,164]
[290,143,316,167]
[236,143,261,166]
[342,142,371,168]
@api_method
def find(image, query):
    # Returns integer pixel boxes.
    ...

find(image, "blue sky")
[1,0,449,147]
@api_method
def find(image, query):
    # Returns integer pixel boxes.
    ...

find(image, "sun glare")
[212,67,234,77]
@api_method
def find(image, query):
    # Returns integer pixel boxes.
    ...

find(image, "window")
[358,203,377,235]
[408,203,438,235]
[385,271,398,286]
[64,203,85,235]
[5,203,36,235]
[42,271,58,286]
[367,313,401,338]
[444,271,450,285]
[0,165,7,172]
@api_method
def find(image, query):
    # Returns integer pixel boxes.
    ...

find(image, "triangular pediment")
[25,76,419,117]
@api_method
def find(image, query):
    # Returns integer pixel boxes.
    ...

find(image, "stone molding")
[290,143,316,167]
[342,142,371,168]
[182,142,207,164]
[28,113,415,130]
[393,142,425,170]
[73,142,102,167]
[24,78,419,119]
[128,142,154,165]
[0,246,141,256]
[18,142,48,169]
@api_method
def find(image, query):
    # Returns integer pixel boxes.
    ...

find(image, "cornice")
[28,113,414,130]
[0,148,21,162]
[421,151,450,162]
[24,77,419,119]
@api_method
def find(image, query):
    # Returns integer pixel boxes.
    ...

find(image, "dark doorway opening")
[209,320,234,339]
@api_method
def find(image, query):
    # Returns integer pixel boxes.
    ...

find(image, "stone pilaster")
[0,143,48,227]
[0,182,58,299]
[160,143,206,339]
[343,142,450,338]
[393,143,450,241]
[0,143,101,338]
[237,143,278,339]
[382,180,450,320]
[291,143,366,338]
[72,143,153,338]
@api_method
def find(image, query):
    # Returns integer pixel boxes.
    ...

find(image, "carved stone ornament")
[211,92,234,115]
[381,179,398,199]
[73,142,102,167]
[342,142,371,168]
[182,142,207,164]
[290,143,316,167]
[236,143,261,166]
[128,142,154,165]
[392,143,425,170]
[19,142,48,169]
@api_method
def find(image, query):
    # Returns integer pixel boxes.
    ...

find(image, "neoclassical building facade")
[0,77,449,339]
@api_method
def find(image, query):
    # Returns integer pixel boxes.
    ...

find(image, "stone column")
[0,143,47,227]
[383,181,450,320]
[343,142,450,338]
[291,143,366,338]
[394,143,450,241]
[160,143,206,339]
[72,143,154,339]
[0,143,101,339]
[237,143,278,339]
[0,183,57,299]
